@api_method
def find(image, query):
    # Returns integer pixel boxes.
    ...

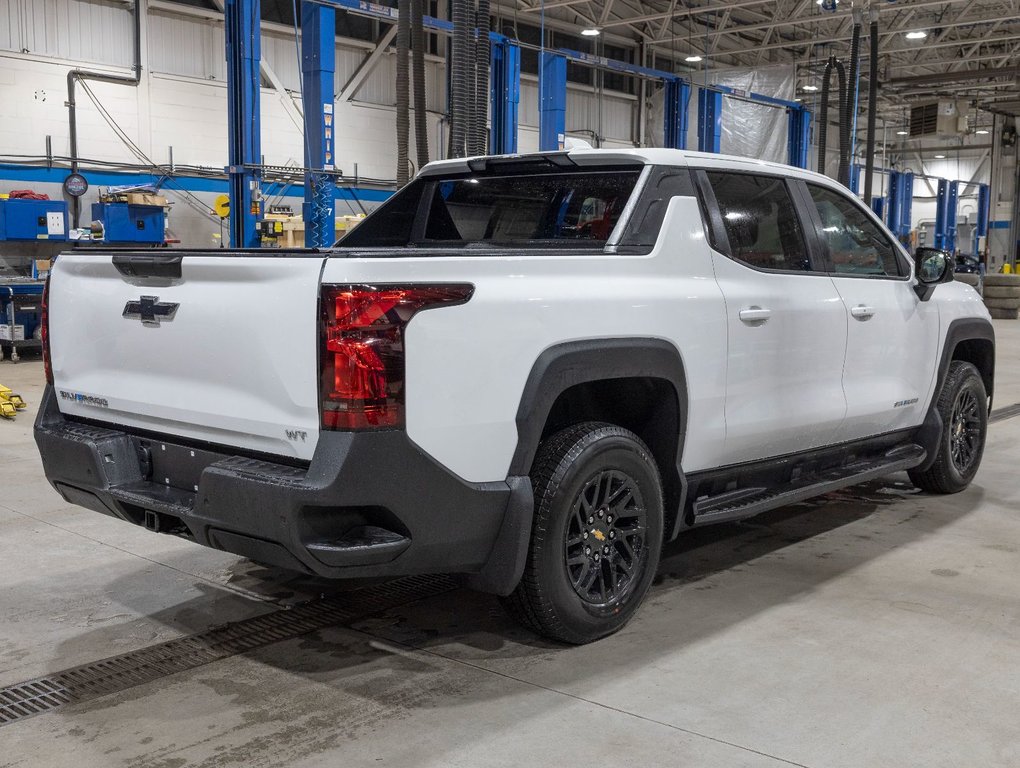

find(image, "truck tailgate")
[49,252,326,461]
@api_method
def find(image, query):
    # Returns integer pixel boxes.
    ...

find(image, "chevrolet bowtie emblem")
[123,296,179,326]
[592,529,606,542]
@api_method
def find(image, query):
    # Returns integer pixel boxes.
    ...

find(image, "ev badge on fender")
[123,296,179,327]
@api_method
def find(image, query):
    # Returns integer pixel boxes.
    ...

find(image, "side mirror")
[914,247,955,300]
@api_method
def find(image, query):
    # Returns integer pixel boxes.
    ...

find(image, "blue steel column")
[697,89,722,153]
[901,172,914,245]
[301,1,336,248]
[976,183,990,254]
[787,106,811,169]
[490,36,520,155]
[539,52,566,151]
[886,170,901,234]
[945,180,959,252]
[225,0,262,248]
[663,79,690,150]
[934,179,949,250]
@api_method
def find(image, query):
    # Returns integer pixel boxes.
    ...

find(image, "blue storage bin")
[92,202,165,244]
[0,199,69,241]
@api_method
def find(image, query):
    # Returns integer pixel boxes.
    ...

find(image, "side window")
[705,172,811,272]
[807,184,905,277]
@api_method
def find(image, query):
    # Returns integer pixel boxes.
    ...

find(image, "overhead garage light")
[685,54,703,63]
[976,129,990,135]
[802,84,819,92]
[896,130,909,135]
[905,30,928,40]
[581,27,601,36]
[934,154,946,159]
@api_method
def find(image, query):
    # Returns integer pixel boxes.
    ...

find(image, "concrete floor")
[1,321,1019,768]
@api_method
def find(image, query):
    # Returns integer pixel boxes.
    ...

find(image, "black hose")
[449,0,470,158]
[67,0,142,226]
[470,0,490,156]
[835,58,848,187]
[396,0,410,185]
[841,19,862,187]
[863,13,879,205]
[817,56,835,174]
[411,0,429,169]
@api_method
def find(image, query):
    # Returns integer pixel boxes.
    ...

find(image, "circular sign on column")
[63,173,89,197]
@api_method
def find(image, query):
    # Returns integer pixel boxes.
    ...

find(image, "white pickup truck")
[36,149,994,644]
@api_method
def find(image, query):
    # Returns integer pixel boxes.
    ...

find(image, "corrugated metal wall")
[149,8,226,81]
[520,82,635,142]
[0,0,134,67]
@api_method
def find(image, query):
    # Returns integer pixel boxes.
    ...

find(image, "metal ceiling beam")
[605,0,972,33]
[657,26,1020,61]
[887,66,1020,87]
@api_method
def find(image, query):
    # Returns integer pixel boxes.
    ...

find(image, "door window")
[705,172,811,272]
[807,184,906,277]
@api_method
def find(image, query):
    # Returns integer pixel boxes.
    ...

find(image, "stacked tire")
[982,274,1020,320]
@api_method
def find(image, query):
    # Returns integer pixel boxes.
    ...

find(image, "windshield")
[337,167,643,250]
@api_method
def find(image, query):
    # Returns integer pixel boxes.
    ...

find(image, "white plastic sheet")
[645,64,796,163]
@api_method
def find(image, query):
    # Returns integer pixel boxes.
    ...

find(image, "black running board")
[691,444,927,526]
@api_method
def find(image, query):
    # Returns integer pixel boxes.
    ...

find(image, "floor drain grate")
[990,402,1020,424]
[0,574,457,727]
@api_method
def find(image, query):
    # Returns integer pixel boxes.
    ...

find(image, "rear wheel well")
[951,338,994,402]
[541,377,682,535]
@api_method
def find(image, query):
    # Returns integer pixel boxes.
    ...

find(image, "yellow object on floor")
[0,384,26,417]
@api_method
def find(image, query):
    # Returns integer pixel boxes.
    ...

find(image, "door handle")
[850,305,876,320]
[738,306,772,324]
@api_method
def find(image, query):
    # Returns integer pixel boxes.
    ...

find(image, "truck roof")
[418,147,836,188]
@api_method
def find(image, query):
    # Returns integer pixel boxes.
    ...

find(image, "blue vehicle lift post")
[975,183,990,254]
[786,106,812,169]
[697,89,722,153]
[539,52,567,151]
[663,79,690,150]
[490,36,520,155]
[934,179,959,252]
[301,1,337,247]
[224,0,262,248]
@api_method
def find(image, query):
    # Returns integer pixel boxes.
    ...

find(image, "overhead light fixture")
[976,129,989,135]
[685,54,703,63]
[896,130,909,135]
[794,97,803,102]
[802,84,819,92]
[934,154,946,159]
[905,30,928,40]
[581,27,600,36]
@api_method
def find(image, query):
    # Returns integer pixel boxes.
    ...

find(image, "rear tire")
[501,422,664,644]
[909,361,987,494]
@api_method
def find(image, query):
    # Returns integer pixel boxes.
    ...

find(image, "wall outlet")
[46,211,65,236]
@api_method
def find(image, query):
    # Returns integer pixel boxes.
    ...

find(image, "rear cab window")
[337,163,647,251]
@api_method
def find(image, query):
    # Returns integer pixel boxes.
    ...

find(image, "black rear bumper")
[34,386,532,595]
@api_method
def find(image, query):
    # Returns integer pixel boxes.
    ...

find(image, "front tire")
[501,422,664,644]
[909,361,988,494]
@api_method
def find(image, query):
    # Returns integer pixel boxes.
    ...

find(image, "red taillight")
[319,284,473,430]
[41,274,53,385]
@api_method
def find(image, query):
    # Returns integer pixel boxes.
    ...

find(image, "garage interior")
[2,0,1020,766]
